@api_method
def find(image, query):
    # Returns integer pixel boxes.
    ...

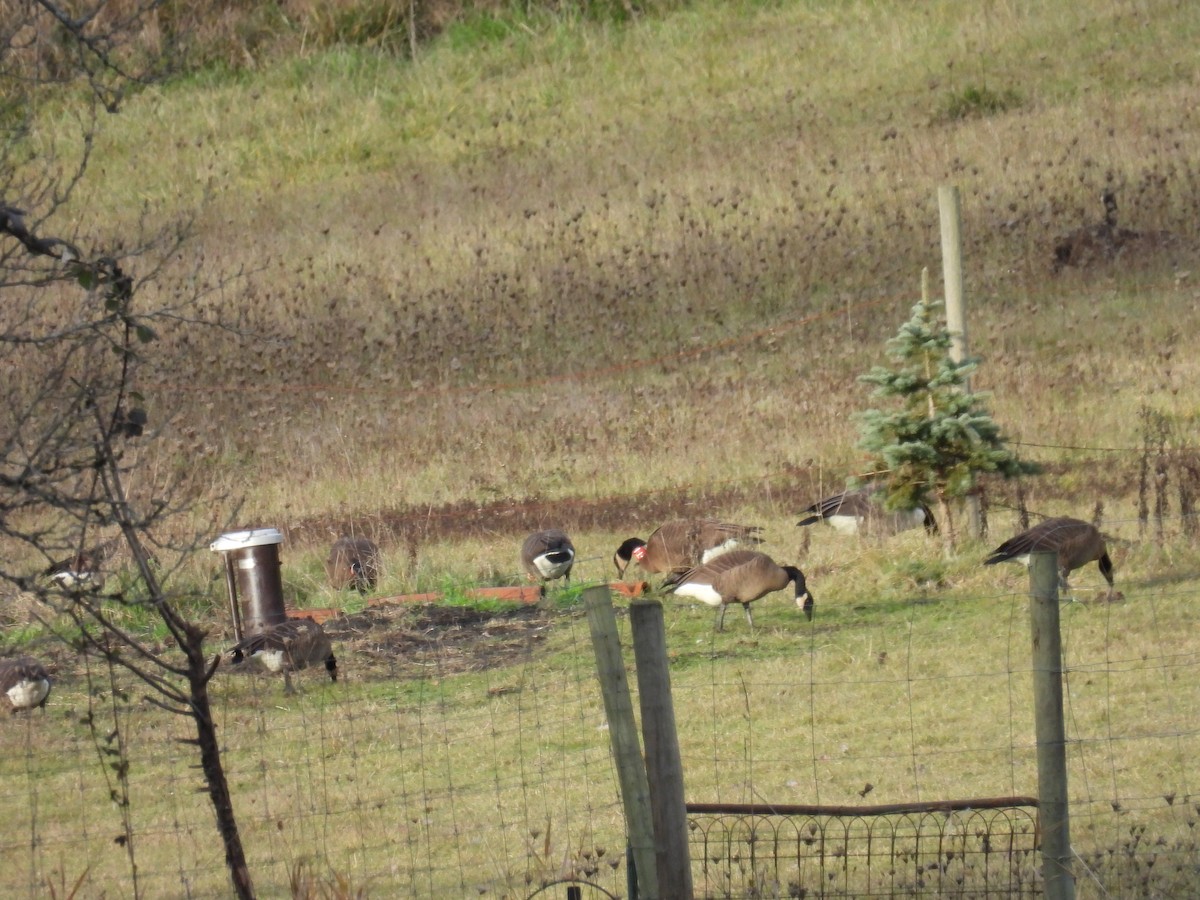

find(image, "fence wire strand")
[2,514,1199,897]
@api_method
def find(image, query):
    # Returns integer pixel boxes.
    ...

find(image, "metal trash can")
[210,528,287,641]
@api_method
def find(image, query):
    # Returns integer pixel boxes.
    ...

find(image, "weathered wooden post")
[584,586,659,899]
[938,184,982,538]
[629,597,693,899]
[1029,551,1076,900]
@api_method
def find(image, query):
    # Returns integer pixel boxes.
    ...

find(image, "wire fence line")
[1,556,1196,898]
[2,620,629,897]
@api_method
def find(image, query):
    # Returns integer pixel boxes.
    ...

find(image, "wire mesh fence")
[1,612,629,897]
[1,535,1198,898]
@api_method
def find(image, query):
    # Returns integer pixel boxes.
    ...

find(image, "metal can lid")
[209,528,285,552]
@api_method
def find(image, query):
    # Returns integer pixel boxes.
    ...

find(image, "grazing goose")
[325,536,381,594]
[0,657,52,713]
[614,518,764,580]
[521,529,576,587]
[664,549,813,631]
[984,516,1119,600]
[226,617,337,693]
[1052,189,1142,271]
[797,485,937,537]
[44,539,118,591]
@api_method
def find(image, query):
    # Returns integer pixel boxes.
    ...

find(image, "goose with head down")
[226,617,338,694]
[664,549,814,631]
[984,516,1120,601]
[44,538,120,592]
[614,518,764,581]
[797,485,937,537]
[521,529,576,587]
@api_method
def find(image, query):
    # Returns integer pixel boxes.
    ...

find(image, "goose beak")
[798,591,814,622]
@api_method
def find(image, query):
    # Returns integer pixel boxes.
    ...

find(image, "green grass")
[3,525,1198,895]
[5,0,1200,894]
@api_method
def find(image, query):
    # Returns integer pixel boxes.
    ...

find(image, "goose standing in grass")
[663,549,814,631]
[797,485,937,537]
[614,518,764,580]
[0,657,52,713]
[984,516,1121,600]
[521,529,576,587]
[1052,189,1144,271]
[44,538,118,591]
[226,617,337,694]
[326,536,381,594]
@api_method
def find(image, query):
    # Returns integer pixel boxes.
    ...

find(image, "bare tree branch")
[1,6,255,897]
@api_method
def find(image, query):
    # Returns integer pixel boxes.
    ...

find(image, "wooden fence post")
[629,598,693,899]
[1029,552,1076,900]
[938,184,982,538]
[584,586,659,899]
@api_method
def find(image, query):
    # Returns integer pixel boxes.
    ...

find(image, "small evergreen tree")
[856,273,1036,550]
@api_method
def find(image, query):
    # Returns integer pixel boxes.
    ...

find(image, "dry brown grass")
[4,1,1200,895]
[47,0,1188,535]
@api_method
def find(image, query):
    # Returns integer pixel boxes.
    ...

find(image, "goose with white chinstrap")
[664,549,814,631]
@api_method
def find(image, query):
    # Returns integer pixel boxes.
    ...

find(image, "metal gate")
[686,796,1041,898]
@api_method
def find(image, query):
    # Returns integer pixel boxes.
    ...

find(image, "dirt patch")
[320,601,554,681]
[1,596,557,690]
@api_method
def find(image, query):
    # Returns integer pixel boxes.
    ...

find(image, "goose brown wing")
[523,529,573,557]
[696,519,764,548]
[984,517,1090,564]
[671,549,764,586]
[820,489,873,517]
[645,520,699,571]
[0,657,49,689]
[799,486,877,521]
[649,519,691,549]
[232,619,311,655]
[327,537,380,589]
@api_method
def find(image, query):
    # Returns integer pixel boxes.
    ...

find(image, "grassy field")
[3,0,1200,896]
[19,0,1192,531]
[2,526,1197,896]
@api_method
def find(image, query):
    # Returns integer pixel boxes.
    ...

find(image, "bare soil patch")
[320,600,555,682]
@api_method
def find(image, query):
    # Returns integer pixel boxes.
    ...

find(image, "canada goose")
[797,486,937,537]
[664,549,813,631]
[44,538,119,591]
[1052,189,1145,271]
[226,617,337,693]
[326,536,381,594]
[614,518,764,580]
[0,657,52,713]
[521,529,576,586]
[984,516,1119,600]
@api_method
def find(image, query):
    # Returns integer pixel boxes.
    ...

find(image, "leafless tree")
[1,4,254,898]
